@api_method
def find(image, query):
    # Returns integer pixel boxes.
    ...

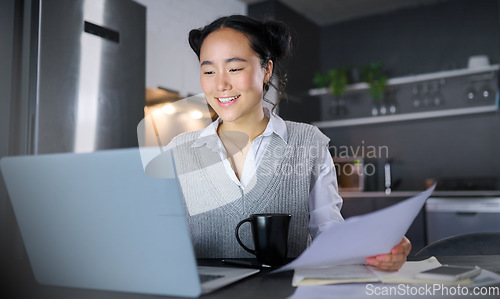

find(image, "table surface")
[5,256,500,299]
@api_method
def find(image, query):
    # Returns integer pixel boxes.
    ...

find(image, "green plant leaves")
[313,68,348,97]
[361,62,387,101]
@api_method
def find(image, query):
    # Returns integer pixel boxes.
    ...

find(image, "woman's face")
[199,28,272,124]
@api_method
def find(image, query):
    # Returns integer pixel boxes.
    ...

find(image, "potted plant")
[313,68,348,116]
[361,62,387,115]
[313,68,348,97]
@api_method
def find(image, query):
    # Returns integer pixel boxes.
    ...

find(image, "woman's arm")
[308,145,344,238]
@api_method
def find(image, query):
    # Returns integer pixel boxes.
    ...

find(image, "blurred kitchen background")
[1,0,499,259]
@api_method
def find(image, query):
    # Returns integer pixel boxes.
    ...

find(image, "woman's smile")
[216,95,241,105]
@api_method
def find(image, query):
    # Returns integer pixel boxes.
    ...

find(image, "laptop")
[0,148,259,297]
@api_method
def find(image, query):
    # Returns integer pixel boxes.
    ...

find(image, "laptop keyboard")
[199,274,224,283]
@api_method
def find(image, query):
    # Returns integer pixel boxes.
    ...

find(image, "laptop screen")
[1,148,202,297]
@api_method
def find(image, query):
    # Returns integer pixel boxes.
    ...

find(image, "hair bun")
[188,29,203,57]
[263,19,292,62]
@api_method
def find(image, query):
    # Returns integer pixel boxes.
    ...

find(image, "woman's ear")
[264,60,274,83]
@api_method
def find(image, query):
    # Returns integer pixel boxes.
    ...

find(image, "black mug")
[235,213,291,266]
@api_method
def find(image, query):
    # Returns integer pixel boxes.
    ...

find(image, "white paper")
[278,185,436,272]
[370,257,443,284]
[292,257,443,286]
[288,269,500,299]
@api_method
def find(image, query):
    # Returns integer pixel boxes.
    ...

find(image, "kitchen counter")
[340,190,500,199]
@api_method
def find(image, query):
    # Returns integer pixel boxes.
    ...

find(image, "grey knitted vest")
[170,121,330,258]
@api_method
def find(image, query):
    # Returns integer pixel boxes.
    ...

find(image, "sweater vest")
[170,121,330,258]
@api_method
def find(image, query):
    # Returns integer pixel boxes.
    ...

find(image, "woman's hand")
[365,237,412,271]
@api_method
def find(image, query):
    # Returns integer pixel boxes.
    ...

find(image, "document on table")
[277,185,436,272]
[292,257,475,286]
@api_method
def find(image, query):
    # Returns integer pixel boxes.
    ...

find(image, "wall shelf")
[313,105,498,128]
[310,65,499,128]
[341,190,500,198]
[309,65,500,96]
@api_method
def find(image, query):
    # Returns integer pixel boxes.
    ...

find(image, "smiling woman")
[166,15,411,271]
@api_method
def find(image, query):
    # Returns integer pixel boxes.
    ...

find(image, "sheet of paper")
[288,284,372,299]
[278,185,435,272]
[373,257,449,284]
[292,264,379,286]
[293,257,443,286]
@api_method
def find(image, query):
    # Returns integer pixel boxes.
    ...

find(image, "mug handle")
[235,218,256,255]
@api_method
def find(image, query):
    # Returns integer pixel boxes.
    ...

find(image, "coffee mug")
[235,213,291,266]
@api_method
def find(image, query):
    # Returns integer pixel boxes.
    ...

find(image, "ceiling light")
[161,104,175,115]
[190,110,203,119]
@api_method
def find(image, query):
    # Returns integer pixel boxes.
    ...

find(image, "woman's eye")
[229,68,243,72]
[203,71,214,75]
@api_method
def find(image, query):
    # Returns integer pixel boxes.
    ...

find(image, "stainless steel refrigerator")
[18,0,146,155]
[0,0,146,269]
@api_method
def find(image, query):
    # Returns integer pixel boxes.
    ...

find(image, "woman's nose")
[216,73,231,91]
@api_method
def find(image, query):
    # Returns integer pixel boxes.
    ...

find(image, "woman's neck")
[219,111,269,141]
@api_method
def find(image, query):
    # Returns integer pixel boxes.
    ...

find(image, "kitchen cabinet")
[426,197,500,243]
[341,196,426,256]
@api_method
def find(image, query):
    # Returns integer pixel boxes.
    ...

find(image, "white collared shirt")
[191,108,344,238]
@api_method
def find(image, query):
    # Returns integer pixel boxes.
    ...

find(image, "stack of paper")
[292,257,474,286]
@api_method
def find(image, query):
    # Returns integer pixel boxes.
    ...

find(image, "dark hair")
[188,15,292,111]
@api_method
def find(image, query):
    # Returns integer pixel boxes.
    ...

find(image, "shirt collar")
[190,118,221,150]
[261,107,288,143]
[191,107,288,149]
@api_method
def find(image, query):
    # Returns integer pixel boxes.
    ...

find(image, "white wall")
[134,0,247,96]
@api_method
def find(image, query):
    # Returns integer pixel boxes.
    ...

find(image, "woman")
[170,15,410,271]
